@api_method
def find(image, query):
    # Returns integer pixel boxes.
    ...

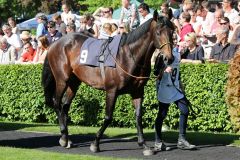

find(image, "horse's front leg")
[55,86,77,148]
[132,95,154,156]
[90,90,117,153]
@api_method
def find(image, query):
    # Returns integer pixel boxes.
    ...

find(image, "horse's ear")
[153,10,159,21]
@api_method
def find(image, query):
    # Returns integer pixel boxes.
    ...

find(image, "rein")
[110,42,172,79]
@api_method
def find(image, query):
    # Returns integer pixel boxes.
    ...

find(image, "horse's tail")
[42,57,55,107]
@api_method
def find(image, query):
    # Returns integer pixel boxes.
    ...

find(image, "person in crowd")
[222,0,239,28]
[120,0,140,30]
[93,7,118,38]
[210,9,224,35]
[173,0,193,19]
[66,22,76,33]
[35,12,48,39]
[84,14,99,38]
[179,11,195,42]
[195,3,215,36]
[78,15,88,32]
[189,7,201,36]
[118,22,129,34]
[111,23,119,36]
[181,32,205,63]
[0,36,17,64]
[66,13,80,31]
[17,42,36,63]
[93,7,118,25]
[229,23,240,44]
[159,2,173,20]
[46,21,62,44]
[20,31,37,49]
[7,17,20,35]
[154,39,196,151]
[220,17,234,39]
[138,3,152,25]
[215,2,223,10]
[61,2,75,25]
[2,24,22,53]
[208,25,237,63]
[52,13,66,35]
[33,35,49,64]
[98,23,112,39]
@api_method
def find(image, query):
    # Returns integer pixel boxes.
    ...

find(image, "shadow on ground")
[0,121,55,131]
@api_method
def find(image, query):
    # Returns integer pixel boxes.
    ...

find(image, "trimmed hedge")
[0,64,233,132]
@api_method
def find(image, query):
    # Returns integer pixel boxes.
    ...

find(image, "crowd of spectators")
[0,0,240,65]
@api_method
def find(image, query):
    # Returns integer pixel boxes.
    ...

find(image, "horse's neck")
[132,35,155,66]
[126,35,155,74]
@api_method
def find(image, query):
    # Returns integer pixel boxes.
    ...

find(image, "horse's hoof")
[66,140,73,149]
[143,148,154,156]
[59,138,72,148]
[59,138,67,147]
[90,143,100,153]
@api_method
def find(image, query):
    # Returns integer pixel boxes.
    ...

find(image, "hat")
[35,12,47,21]
[20,31,31,39]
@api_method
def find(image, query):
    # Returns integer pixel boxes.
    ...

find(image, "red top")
[180,23,195,42]
[22,50,36,62]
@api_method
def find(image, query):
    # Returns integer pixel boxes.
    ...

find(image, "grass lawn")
[0,121,239,159]
[0,146,135,160]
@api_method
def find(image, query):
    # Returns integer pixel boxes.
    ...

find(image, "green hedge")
[0,64,233,132]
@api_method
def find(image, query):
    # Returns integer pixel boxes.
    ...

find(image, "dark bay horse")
[42,11,175,155]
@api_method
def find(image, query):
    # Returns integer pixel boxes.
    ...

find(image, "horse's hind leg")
[90,90,117,152]
[132,97,145,146]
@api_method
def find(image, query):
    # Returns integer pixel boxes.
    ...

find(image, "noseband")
[157,42,173,65]
[159,42,172,49]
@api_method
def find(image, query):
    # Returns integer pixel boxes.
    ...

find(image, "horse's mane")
[120,18,153,46]
[120,16,174,46]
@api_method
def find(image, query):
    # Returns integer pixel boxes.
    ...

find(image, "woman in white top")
[61,3,75,25]
[8,17,20,35]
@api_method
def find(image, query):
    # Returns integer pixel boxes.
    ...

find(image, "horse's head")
[152,10,175,64]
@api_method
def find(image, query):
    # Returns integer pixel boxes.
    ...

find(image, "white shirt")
[4,33,22,49]
[61,11,75,25]
[140,13,152,25]
[0,45,16,64]
[201,12,215,35]
[224,9,240,25]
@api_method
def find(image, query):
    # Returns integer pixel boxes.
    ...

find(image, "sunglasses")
[220,22,228,25]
